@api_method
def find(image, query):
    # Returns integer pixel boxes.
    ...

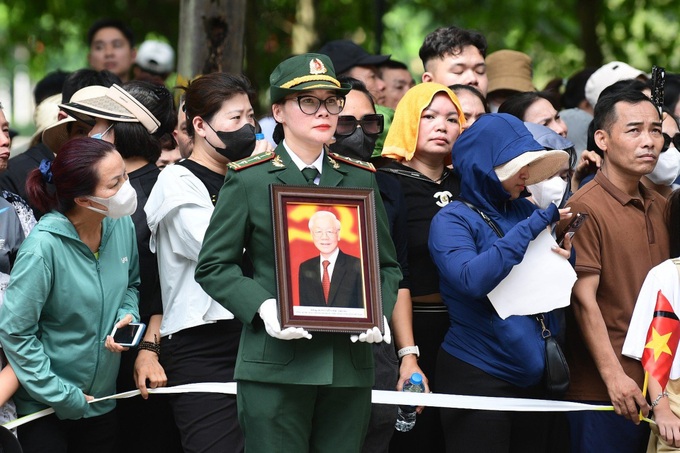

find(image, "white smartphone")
[111,322,146,347]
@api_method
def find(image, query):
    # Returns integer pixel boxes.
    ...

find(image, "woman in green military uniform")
[195,53,401,453]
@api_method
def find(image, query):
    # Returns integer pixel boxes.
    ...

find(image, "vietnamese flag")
[641,290,680,390]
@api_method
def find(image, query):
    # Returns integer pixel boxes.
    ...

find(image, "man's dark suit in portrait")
[298,210,364,308]
[299,250,363,308]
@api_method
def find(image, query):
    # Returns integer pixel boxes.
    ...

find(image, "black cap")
[317,40,390,75]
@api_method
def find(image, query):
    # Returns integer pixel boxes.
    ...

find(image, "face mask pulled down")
[86,179,138,218]
[647,146,680,186]
[206,122,257,162]
[527,175,568,210]
[329,128,378,161]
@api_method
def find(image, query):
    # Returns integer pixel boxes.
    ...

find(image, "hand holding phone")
[557,212,588,247]
[111,322,146,348]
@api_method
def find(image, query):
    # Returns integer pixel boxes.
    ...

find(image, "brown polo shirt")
[563,171,669,402]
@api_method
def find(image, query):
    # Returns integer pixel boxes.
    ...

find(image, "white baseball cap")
[136,40,175,75]
[584,61,647,107]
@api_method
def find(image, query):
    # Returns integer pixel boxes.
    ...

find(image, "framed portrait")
[271,185,384,333]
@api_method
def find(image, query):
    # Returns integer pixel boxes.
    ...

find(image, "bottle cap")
[410,372,423,385]
[255,133,265,140]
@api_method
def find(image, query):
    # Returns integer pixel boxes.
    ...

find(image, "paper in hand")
[488,229,576,319]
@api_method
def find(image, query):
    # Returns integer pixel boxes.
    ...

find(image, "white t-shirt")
[622,259,680,380]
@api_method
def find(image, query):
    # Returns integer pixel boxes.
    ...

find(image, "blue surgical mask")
[92,124,114,140]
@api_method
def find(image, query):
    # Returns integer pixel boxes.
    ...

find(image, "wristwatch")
[397,345,420,359]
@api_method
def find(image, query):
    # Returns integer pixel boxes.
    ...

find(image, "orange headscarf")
[382,82,465,162]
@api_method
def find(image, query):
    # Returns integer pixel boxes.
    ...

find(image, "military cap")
[270,53,351,104]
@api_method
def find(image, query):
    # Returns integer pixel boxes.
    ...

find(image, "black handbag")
[537,314,570,397]
[461,199,570,396]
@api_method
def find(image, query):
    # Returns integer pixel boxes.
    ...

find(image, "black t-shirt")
[129,162,161,319]
[380,161,461,297]
[177,159,225,206]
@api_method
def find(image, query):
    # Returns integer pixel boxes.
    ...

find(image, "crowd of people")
[0,16,680,453]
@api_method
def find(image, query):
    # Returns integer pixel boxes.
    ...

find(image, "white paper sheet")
[487,229,576,319]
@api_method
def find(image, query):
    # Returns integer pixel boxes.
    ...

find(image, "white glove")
[258,299,312,340]
[350,316,391,344]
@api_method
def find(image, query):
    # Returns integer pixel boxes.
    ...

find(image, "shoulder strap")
[460,200,504,238]
[227,151,276,171]
[327,152,376,172]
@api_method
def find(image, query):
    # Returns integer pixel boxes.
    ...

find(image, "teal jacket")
[0,212,140,419]
[195,145,401,388]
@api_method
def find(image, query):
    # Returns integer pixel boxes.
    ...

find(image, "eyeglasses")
[662,133,680,152]
[312,229,339,238]
[336,114,384,136]
[289,95,345,115]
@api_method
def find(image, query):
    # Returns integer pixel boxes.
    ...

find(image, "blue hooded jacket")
[429,113,562,387]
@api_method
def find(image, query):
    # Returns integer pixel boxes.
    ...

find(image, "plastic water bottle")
[395,372,425,432]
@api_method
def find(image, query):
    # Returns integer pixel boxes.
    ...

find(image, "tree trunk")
[291,0,316,54]
[177,0,246,78]
[577,0,604,68]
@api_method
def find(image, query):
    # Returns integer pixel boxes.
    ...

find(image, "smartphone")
[111,322,146,347]
[557,212,589,247]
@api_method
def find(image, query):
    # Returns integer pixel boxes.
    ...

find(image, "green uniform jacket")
[0,212,140,419]
[195,145,401,387]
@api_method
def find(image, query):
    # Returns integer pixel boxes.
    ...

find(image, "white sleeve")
[622,269,661,361]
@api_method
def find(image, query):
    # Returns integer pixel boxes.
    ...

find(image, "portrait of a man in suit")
[298,210,364,308]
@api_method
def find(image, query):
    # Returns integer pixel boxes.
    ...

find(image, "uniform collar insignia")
[327,155,340,169]
[272,154,285,167]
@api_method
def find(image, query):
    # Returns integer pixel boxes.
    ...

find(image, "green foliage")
[2,0,680,119]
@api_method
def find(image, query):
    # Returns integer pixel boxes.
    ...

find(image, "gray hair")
[308,210,341,231]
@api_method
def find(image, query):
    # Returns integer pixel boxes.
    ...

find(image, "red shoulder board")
[327,152,376,172]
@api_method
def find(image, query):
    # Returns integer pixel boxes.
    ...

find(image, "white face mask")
[86,179,138,218]
[527,175,568,209]
[647,146,680,186]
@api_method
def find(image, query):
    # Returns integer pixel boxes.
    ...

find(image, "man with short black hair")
[562,89,669,453]
[319,39,390,106]
[87,18,137,83]
[419,26,488,96]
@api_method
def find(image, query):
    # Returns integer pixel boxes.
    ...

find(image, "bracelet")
[138,340,161,356]
[397,345,420,359]
[651,391,669,408]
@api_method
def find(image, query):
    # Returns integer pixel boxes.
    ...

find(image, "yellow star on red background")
[645,327,673,361]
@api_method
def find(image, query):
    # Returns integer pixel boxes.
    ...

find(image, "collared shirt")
[318,247,339,281]
[284,140,324,185]
[565,170,670,402]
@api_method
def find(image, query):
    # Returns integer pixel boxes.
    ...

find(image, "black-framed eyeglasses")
[662,133,680,152]
[336,114,384,136]
[289,95,345,115]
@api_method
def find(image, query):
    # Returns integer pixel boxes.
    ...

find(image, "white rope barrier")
[2,381,614,431]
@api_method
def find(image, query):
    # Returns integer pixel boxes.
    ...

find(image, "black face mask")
[205,122,257,162]
[329,128,378,161]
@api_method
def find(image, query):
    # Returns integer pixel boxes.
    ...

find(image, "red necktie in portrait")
[322,260,330,303]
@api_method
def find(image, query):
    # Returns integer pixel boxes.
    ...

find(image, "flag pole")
[639,371,649,421]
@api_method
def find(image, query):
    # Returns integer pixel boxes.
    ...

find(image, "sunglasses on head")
[663,133,680,152]
[335,114,384,136]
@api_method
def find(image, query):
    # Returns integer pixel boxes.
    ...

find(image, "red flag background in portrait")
[641,290,680,390]
[286,204,362,306]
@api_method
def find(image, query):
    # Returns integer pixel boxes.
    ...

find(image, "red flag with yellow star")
[641,290,680,390]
